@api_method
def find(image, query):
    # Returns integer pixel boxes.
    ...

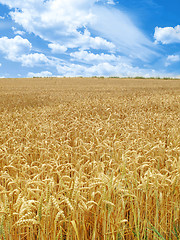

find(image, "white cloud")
[56,61,159,78]
[20,53,50,67]
[98,0,115,5]
[2,0,97,45]
[27,71,52,78]
[0,35,31,61]
[0,35,51,67]
[167,55,180,62]
[0,0,162,78]
[0,63,1,67]
[154,25,180,44]
[70,50,121,63]
[12,27,25,35]
[48,43,67,53]
[71,29,115,50]
[0,0,154,59]
[165,55,180,66]
[91,6,155,60]
[0,16,5,20]
[107,0,115,5]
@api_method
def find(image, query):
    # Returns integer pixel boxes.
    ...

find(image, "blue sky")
[0,0,180,78]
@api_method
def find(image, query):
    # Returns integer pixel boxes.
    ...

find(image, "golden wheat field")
[0,77,179,240]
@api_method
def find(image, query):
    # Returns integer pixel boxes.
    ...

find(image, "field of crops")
[0,77,179,240]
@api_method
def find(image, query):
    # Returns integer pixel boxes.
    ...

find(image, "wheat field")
[0,77,179,240]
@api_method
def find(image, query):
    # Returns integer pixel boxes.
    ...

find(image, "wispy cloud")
[90,5,156,60]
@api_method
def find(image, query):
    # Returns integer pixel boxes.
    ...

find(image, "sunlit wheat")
[0,77,179,239]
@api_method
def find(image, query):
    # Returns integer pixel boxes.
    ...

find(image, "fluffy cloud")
[20,53,50,67]
[12,27,25,35]
[165,55,180,66]
[70,29,115,50]
[56,62,158,78]
[48,43,67,53]
[154,25,180,44]
[0,0,154,58]
[167,55,180,62]
[70,50,121,63]
[27,71,52,78]
[0,35,31,61]
[6,0,115,51]
[0,35,51,67]
[98,0,115,5]
[0,0,160,78]
[0,16,5,20]
[107,0,115,5]
[1,0,98,46]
